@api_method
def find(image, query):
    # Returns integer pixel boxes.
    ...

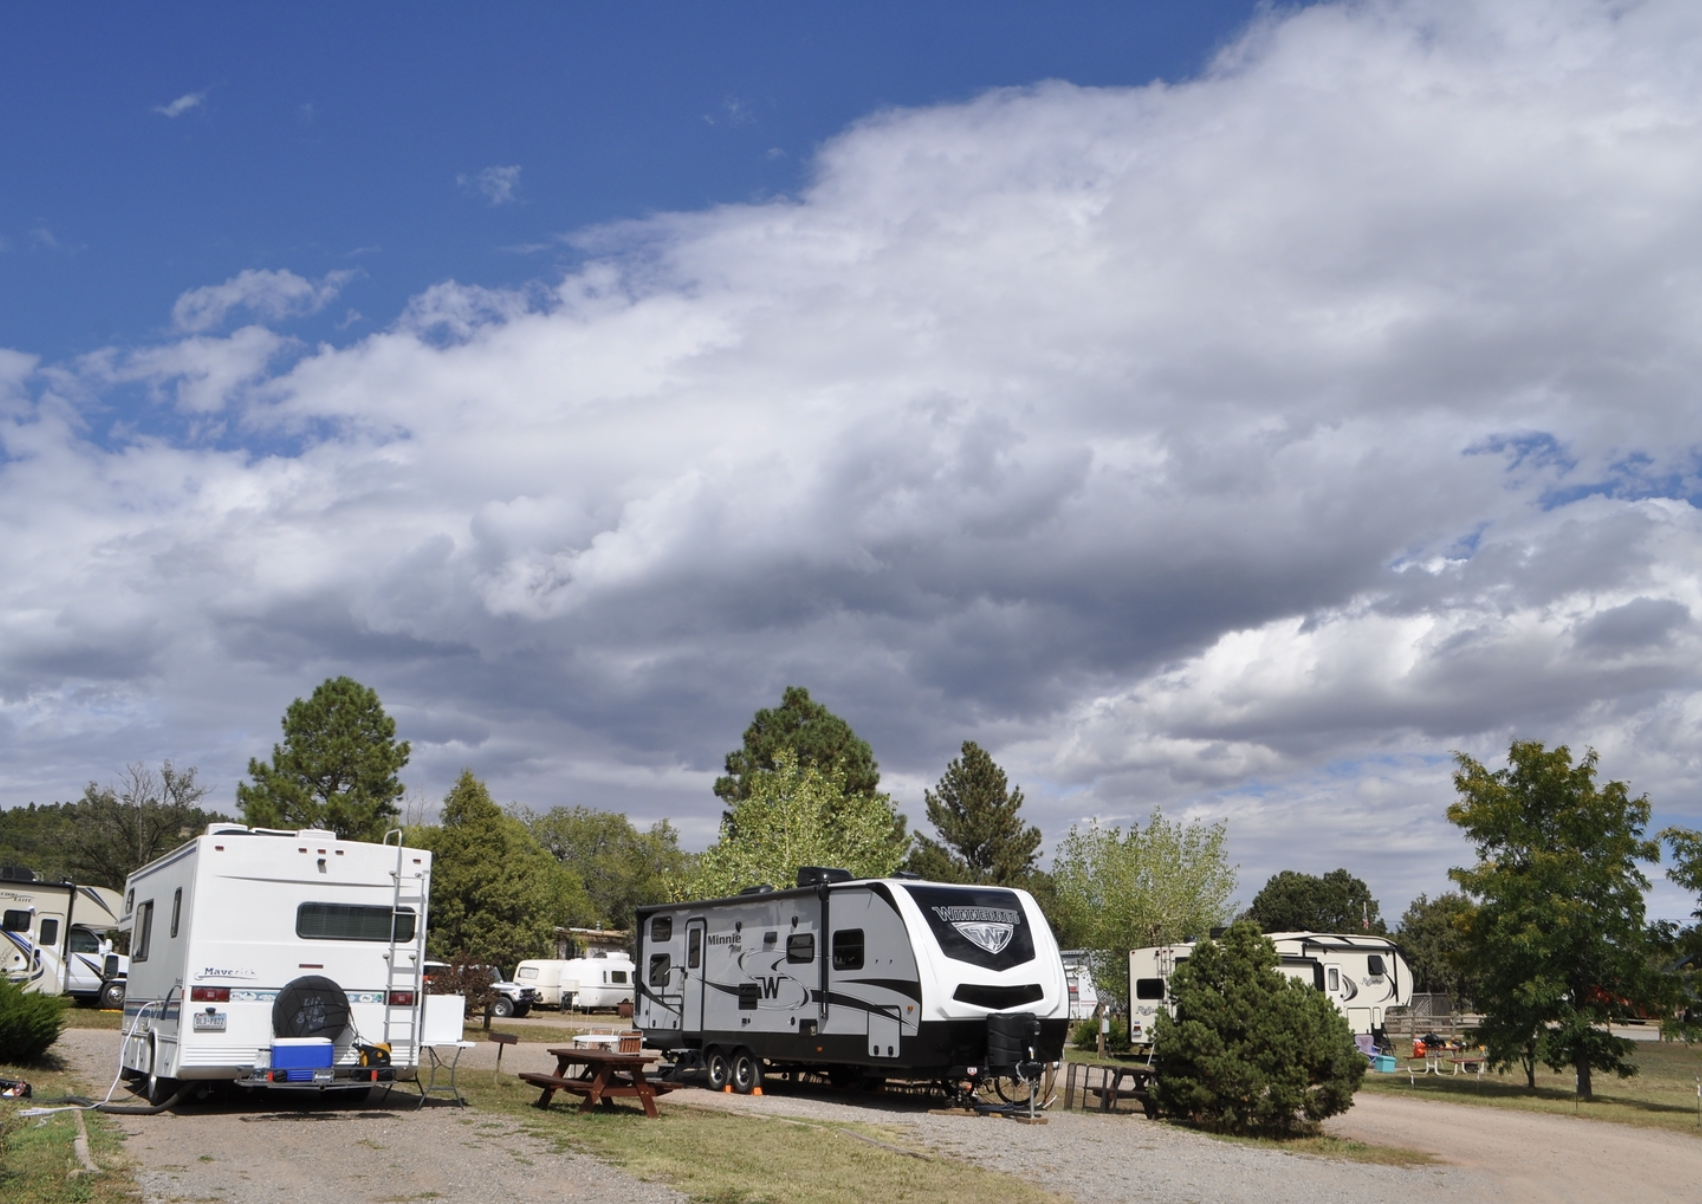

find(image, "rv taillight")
[190,987,230,1002]
[388,991,416,1006]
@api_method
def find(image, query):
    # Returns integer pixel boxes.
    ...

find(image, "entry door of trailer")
[684,918,706,1033]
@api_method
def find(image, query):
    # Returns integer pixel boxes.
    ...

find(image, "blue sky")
[2,3,1262,365]
[4,1,1702,923]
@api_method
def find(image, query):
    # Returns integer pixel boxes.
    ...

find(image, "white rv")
[636,868,1070,1095]
[1128,931,1412,1046]
[515,951,635,1011]
[1,868,128,1006]
[118,825,432,1102]
[1060,950,1101,1021]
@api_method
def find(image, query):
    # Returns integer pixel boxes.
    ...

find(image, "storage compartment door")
[867,1006,901,1059]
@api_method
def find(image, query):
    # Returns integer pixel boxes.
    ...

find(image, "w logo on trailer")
[932,905,1020,955]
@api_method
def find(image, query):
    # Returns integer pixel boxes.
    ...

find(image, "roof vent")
[796,866,853,887]
[0,865,37,883]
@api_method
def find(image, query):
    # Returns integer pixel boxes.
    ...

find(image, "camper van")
[515,951,635,1011]
[1,867,128,1006]
[117,825,433,1102]
[1128,931,1412,1047]
[635,868,1070,1095]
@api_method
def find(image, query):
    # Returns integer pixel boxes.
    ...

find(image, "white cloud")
[154,92,205,118]
[5,0,1702,918]
[458,165,522,206]
[171,269,353,334]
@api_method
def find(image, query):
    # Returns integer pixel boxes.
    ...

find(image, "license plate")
[312,1069,334,1083]
[192,1012,226,1032]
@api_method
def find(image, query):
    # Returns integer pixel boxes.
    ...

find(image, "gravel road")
[54,1028,1702,1204]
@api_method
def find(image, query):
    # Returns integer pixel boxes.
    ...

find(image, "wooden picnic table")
[519,1047,678,1119]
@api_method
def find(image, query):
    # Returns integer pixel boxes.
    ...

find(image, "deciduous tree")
[526,806,689,934]
[1052,808,1236,1008]
[1449,741,1665,1097]
[686,750,910,900]
[1245,868,1386,934]
[907,741,1043,887]
[64,763,227,889]
[1395,892,1478,1005]
[237,676,411,841]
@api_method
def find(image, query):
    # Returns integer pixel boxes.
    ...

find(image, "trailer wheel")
[704,1047,732,1091]
[731,1049,762,1095]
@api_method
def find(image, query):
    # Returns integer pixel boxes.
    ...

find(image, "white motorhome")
[635,868,1070,1095]
[1128,931,1412,1046]
[1,868,128,1006]
[118,825,433,1102]
[1060,950,1101,1021]
[515,952,635,1010]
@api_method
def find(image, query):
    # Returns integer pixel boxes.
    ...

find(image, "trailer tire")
[731,1049,762,1095]
[704,1047,732,1092]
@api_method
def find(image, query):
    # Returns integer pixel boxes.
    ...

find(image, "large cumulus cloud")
[5,0,1702,917]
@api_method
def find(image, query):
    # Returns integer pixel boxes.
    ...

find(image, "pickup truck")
[422,961,537,1017]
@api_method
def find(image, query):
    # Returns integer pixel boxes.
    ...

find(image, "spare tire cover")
[273,975,352,1039]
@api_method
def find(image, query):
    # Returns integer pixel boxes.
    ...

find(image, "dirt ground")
[1325,1092,1702,1203]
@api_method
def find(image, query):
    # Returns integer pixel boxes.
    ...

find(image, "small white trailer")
[1,868,128,1006]
[1128,931,1412,1047]
[636,868,1070,1097]
[515,952,636,1011]
[117,825,433,1102]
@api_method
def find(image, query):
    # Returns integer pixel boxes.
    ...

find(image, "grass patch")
[55,1008,123,1032]
[1188,1125,1433,1166]
[1360,1039,1702,1135]
[460,1073,1067,1204]
[463,1023,601,1045]
[0,1053,137,1204]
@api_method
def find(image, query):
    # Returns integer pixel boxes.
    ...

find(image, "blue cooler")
[271,1038,335,1082]
[1372,1053,1397,1073]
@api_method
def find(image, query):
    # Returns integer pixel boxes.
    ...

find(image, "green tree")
[1395,892,1478,1005]
[64,763,228,889]
[526,806,689,933]
[1449,741,1666,1097]
[686,750,910,900]
[907,741,1043,887]
[1052,808,1237,1008]
[237,676,411,841]
[1245,869,1386,934]
[0,802,75,881]
[414,771,594,970]
[714,686,880,805]
[1152,921,1363,1132]
[1656,826,1702,1038]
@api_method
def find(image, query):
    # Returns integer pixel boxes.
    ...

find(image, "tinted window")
[901,884,1036,971]
[650,916,673,942]
[38,918,59,947]
[648,953,670,986]
[687,926,702,970]
[610,970,627,984]
[1134,977,1165,1000]
[295,903,416,942]
[1367,954,1386,976]
[134,901,154,962]
[787,932,815,964]
[832,929,864,971]
[170,888,182,939]
[1,910,28,932]
[69,929,100,954]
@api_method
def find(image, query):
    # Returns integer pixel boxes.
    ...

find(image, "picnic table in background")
[519,1046,678,1118]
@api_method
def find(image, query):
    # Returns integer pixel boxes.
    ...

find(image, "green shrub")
[1151,920,1364,1133]
[1070,1018,1098,1049]
[0,975,66,1063]
[1069,1016,1133,1053]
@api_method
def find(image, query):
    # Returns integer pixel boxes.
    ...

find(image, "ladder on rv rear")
[382,829,430,1065]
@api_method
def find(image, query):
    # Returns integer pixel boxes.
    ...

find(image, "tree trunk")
[1522,1040,1536,1090]
[1575,1050,1592,1099]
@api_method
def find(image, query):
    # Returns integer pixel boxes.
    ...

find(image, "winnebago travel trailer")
[635,868,1070,1096]
[118,826,433,1102]
[1,867,128,1006]
[515,952,636,1011]
[1128,931,1412,1046]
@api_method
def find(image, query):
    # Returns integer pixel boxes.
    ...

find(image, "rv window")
[69,928,100,954]
[648,953,670,986]
[38,918,59,947]
[1134,978,1165,1000]
[134,901,154,962]
[1327,967,1340,992]
[517,966,538,980]
[610,970,627,984]
[1367,954,1386,977]
[687,926,702,970]
[651,916,673,943]
[2,910,29,933]
[832,929,865,971]
[295,902,417,942]
[786,932,815,964]
[124,890,133,915]
[170,888,182,939]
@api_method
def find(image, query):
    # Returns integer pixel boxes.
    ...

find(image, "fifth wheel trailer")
[118,825,433,1102]
[635,868,1069,1095]
[1128,931,1412,1046]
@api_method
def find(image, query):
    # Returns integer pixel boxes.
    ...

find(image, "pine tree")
[237,676,410,841]
[714,686,880,804]
[908,742,1041,886]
